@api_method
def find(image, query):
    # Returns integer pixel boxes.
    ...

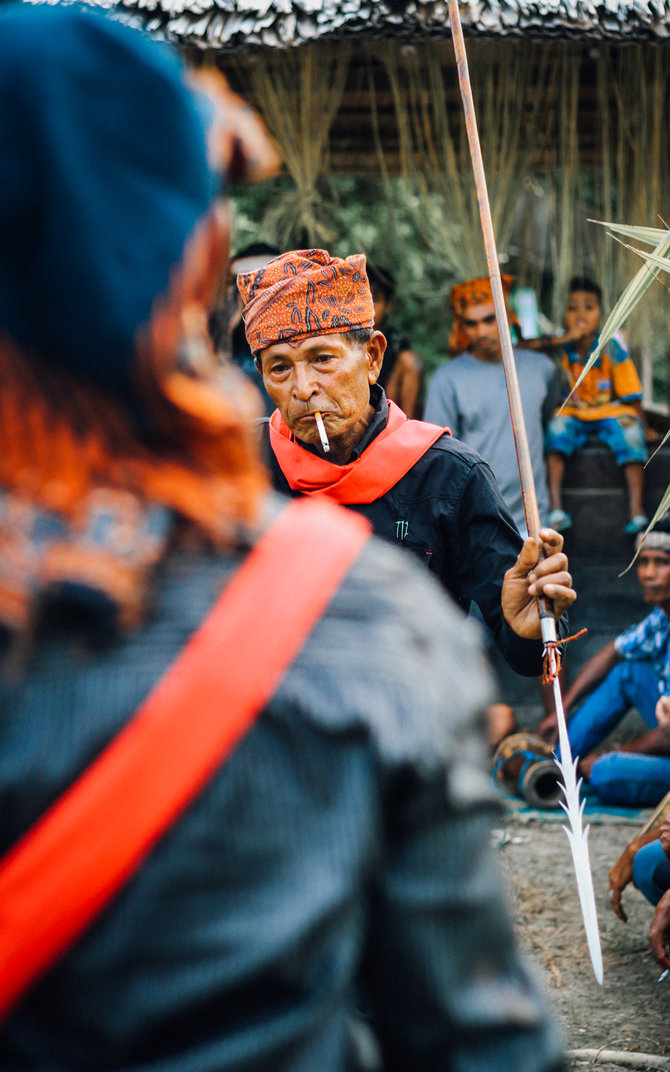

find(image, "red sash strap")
[269,401,448,504]
[0,498,371,1021]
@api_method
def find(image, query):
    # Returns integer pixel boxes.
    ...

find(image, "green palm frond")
[559,225,670,411]
[647,429,670,465]
[650,486,670,528]
[588,220,668,247]
[621,246,670,276]
[625,484,670,572]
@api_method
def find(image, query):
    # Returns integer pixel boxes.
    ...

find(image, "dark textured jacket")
[261,387,559,676]
[0,498,564,1072]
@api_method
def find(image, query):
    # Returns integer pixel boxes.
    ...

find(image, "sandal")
[547,508,572,533]
[623,514,649,536]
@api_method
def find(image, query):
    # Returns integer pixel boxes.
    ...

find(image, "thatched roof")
[41,0,670,49]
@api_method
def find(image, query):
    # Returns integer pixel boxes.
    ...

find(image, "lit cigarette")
[314,411,330,454]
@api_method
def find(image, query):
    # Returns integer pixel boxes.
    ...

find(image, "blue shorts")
[545,413,647,466]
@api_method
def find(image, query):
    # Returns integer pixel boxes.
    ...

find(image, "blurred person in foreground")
[242,250,575,681]
[0,8,565,1072]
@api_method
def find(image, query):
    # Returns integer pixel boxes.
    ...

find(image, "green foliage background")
[230,175,460,391]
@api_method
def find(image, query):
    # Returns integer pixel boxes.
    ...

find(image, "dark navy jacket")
[261,387,561,676]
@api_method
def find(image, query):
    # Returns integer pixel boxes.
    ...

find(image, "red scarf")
[269,401,448,504]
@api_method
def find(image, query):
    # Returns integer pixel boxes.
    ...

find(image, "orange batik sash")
[269,401,448,504]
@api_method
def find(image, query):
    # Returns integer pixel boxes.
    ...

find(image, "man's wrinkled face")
[257,331,385,453]
[564,290,601,343]
[637,549,670,611]
[459,301,501,361]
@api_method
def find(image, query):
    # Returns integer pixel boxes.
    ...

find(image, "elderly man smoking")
[240,248,575,675]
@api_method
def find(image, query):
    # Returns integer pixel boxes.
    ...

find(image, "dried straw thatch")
[34,0,670,50]
[234,43,352,247]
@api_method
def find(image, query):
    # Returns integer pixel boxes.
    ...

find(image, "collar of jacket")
[268,400,448,504]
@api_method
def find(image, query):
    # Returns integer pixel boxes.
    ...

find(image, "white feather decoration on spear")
[542,618,603,983]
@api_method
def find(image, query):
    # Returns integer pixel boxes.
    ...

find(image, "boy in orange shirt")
[544,276,656,535]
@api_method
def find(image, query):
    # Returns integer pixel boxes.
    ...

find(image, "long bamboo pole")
[448,0,603,984]
[448,11,539,538]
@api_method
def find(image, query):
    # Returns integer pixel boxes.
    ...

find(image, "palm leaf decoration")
[559,223,670,408]
[625,483,670,572]
[623,246,670,275]
[579,219,670,558]
[650,484,670,528]
[587,222,667,248]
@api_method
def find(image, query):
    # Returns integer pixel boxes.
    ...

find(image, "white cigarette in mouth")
[314,411,330,453]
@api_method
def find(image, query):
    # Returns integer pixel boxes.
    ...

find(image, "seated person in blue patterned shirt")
[539,519,670,806]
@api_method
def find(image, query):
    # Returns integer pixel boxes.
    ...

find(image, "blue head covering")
[0,4,216,394]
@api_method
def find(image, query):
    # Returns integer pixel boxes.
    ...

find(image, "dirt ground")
[497,810,670,1070]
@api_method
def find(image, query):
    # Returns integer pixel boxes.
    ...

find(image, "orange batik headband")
[448,275,519,355]
[238,248,375,354]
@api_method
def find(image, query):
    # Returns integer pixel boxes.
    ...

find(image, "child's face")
[564,290,600,341]
[459,301,501,361]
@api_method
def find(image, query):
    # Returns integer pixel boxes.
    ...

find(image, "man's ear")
[367,330,386,385]
[254,355,262,374]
